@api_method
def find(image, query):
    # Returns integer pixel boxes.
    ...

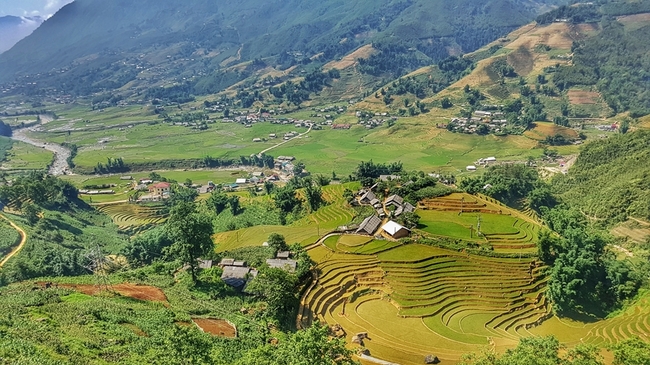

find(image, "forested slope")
[554,130,650,224]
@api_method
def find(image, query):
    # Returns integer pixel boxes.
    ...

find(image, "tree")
[267,233,288,254]
[165,202,214,282]
[274,186,302,215]
[236,322,357,365]
[441,97,453,109]
[206,191,229,214]
[244,268,298,326]
[400,212,420,229]
[229,195,241,215]
[264,181,274,195]
[303,179,324,212]
[619,118,631,134]
[22,202,41,225]
[293,162,306,176]
[612,337,650,365]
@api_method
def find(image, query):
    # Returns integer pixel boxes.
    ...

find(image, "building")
[466,165,477,171]
[221,266,253,288]
[148,182,171,196]
[379,175,400,181]
[266,259,297,272]
[356,215,382,235]
[382,221,410,239]
[235,178,247,184]
[385,194,404,207]
[359,190,377,205]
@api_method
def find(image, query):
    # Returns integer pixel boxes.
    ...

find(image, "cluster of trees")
[93,157,128,174]
[268,69,340,106]
[0,172,79,211]
[540,205,642,315]
[0,120,12,137]
[355,160,403,186]
[358,42,428,77]
[536,4,601,24]
[460,335,649,365]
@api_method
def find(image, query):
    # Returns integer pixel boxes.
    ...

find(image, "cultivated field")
[96,203,168,235]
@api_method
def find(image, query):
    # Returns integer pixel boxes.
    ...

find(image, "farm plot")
[96,203,167,235]
[300,242,550,364]
[417,193,540,253]
[192,318,237,338]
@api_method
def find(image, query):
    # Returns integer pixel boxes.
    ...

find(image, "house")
[120,176,133,180]
[221,266,252,288]
[466,165,477,171]
[198,259,213,269]
[356,215,382,235]
[485,157,497,163]
[379,175,400,182]
[252,172,264,177]
[266,259,297,272]
[140,179,153,184]
[277,251,291,259]
[385,194,404,207]
[359,190,377,204]
[382,221,410,239]
[148,182,171,196]
[235,178,247,184]
[394,202,415,217]
[252,138,262,142]
[269,133,277,138]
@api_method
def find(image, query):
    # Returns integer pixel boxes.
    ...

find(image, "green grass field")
[25,103,546,176]
[1,141,53,171]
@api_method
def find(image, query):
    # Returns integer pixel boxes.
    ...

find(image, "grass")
[0,218,21,258]
[2,140,53,171]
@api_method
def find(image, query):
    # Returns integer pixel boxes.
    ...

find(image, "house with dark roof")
[360,190,377,205]
[385,194,404,207]
[266,259,297,272]
[221,266,253,288]
[356,215,382,235]
[394,202,416,217]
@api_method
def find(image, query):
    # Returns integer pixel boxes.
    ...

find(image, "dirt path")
[258,125,313,156]
[0,214,27,267]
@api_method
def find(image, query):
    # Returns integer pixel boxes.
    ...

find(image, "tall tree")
[165,202,214,282]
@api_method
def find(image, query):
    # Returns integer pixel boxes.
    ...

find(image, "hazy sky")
[0,0,74,17]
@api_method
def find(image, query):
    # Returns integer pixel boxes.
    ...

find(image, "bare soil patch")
[192,318,237,338]
[325,45,375,70]
[568,90,601,105]
[60,283,167,302]
[617,12,650,24]
[507,45,535,76]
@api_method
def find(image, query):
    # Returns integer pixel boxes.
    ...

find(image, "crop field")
[95,203,167,235]
[300,238,650,365]
[417,193,541,254]
[27,102,546,176]
[524,122,579,141]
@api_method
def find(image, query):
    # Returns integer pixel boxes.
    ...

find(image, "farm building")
[382,221,410,239]
[385,194,404,207]
[235,178,247,184]
[266,259,297,272]
[252,138,262,142]
[219,258,235,267]
[466,165,477,171]
[359,190,377,205]
[198,259,213,269]
[148,182,171,196]
[394,202,416,217]
[379,175,400,181]
[221,266,255,288]
[356,215,382,235]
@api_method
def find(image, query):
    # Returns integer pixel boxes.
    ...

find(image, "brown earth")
[324,45,375,70]
[617,12,650,25]
[60,283,167,302]
[568,90,601,105]
[524,122,579,141]
[192,318,237,338]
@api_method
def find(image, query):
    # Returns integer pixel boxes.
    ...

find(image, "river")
[10,115,71,176]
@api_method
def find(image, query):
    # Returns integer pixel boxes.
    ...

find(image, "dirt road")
[0,214,27,267]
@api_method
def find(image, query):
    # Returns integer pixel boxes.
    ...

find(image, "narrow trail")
[0,214,27,267]
[258,125,313,156]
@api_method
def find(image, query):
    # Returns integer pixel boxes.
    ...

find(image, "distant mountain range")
[0,0,566,95]
[0,15,45,54]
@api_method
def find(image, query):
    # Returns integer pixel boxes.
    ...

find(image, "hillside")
[0,0,565,96]
[554,129,650,224]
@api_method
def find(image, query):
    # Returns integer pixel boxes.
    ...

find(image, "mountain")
[0,15,45,54]
[0,0,566,96]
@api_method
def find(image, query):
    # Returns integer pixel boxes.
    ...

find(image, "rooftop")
[382,221,409,236]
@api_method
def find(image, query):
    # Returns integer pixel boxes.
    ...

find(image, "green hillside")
[0,0,565,95]
[554,129,650,224]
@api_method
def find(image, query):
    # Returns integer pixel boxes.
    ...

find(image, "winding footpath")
[0,214,27,267]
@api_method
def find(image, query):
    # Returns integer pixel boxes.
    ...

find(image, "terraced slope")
[418,193,541,254]
[96,203,167,235]
[300,241,550,364]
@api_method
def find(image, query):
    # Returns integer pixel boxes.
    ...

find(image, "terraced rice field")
[300,243,548,364]
[301,240,650,364]
[418,193,541,254]
[96,203,167,235]
[296,183,358,230]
